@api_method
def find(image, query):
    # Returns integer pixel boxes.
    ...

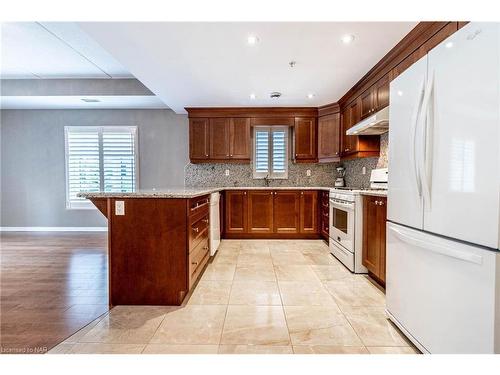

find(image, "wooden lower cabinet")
[299,191,318,234]
[224,189,320,238]
[273,191,300,233]
[225,191,248,234]
[89,195,212,306]
[362,195,387,285]
[247,190,274,234]
[319,190,329,241]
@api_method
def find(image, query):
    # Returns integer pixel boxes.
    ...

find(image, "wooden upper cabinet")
[317,113,341,162]
[360,76,389,120]
[190,117,250,162]
[209,118,231,159]
[375,75,390,110]
[360,89,375,119]
[299,191,318,234]
[247,190,274,234]
[229,118,250,160]
[273,191,300,233]
[225,191,248,234]
[189,118,210,160]
[362,195,387,284]
[294,117,317,162]
[343,100,360,155]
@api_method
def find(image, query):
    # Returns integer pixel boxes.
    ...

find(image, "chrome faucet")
[264,174,270,187]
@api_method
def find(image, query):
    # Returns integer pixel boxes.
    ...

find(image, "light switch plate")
[225,169,230,176]
[306,169,311,177]
[115,200,125,216]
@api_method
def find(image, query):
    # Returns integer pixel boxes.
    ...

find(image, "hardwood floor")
[0,232,109,354]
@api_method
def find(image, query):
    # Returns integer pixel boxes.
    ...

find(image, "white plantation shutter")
[253,126,288,179]
[103,130,136,193]
[66,129,101,207]
[65,126,138,209]
[254,130,270,175]
[272,130,287,175]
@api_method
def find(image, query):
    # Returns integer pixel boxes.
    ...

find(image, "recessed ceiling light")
[397,90,404,97]
[81,98,100,103]
[249,93,256,100]
[445,41,454,48]
[307,93,315,99]
[341,34,355,44]
[247,35,259,45]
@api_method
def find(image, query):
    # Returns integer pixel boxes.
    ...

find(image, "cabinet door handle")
[203,246,209,250]
[193,227,199,233]
[202,218,208,223]
[192,261,199,266]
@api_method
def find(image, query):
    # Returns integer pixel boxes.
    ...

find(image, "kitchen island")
[80,186,332,306]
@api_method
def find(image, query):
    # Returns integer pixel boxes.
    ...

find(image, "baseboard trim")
[0,227,108,232]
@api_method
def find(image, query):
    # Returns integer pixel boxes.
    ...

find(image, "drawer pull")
[191,199,209,210]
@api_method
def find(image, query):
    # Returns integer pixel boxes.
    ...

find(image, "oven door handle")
[329,199,355,211]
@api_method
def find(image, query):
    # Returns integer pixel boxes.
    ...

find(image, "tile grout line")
[270,240,294,354]
[140,308,171,354]
[217,240,241,353]
[320,274,370,351]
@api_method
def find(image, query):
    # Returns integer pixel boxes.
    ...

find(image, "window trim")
[64,126,139,210]
[252,125,289,180]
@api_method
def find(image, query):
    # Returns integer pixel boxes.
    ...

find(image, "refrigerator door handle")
[390,227,483,265]
[418,72,434,210]
[410,79,426,197]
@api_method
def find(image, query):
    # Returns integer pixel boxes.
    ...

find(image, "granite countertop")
[78,186,333,199]
[357,190,388,197]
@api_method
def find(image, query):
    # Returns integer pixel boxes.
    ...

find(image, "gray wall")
[1,109,188,227]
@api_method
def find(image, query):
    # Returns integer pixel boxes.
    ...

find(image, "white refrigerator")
[386,22,500,354]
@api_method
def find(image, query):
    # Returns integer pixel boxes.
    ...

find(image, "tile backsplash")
[184,133,388,188]
[343,132,388,188]
[185,162,339,187]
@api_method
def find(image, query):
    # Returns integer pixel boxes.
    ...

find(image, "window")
[253,126,288,179]
[65,126,138,209]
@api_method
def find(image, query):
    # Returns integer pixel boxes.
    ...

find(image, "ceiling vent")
[270,92,282,99]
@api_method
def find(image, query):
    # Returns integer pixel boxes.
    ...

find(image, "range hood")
[346,106,389,135]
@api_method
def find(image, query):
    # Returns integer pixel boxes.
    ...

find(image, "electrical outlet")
[225,169,230,176]
[115,200,125,216]
[306,169,311,177]
[362,167,366,175]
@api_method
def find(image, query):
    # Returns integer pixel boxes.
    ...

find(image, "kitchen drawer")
[321,204,329,217]
[189,237,209,287]
[188,195,210,218]
[189,213,209,251]
[321,213,330,234]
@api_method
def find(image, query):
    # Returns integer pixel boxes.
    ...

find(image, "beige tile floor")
[49,240,418,355]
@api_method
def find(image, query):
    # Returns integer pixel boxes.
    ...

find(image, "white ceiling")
[1,95,167,109]
[0,22,133,79]
[79,22,416,113]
